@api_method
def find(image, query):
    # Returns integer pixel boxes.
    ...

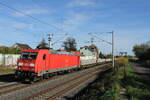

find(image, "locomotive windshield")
[21,52,38,60]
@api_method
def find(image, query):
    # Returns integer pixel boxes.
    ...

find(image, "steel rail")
[47,66,111,100]
[25,64,111,100]
[0,62,111,100]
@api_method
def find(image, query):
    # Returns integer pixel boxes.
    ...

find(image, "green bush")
[0,47,21,54]
[133,42,150,60]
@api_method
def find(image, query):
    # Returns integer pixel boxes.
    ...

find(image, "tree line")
[0,37,77,54]
[133,41,150,60]
[0,47,21,54]
[36,37,77,51]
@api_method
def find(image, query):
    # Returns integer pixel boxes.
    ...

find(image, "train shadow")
[0,74,16,83]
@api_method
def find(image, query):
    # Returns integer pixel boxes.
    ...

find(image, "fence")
[0,54,20,67]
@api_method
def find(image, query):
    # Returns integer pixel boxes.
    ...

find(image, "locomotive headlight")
[17,66,21,70]
[30,63,35,67]
[18,62,23,66]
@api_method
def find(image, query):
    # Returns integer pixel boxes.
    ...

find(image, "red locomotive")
[15,49,80,81]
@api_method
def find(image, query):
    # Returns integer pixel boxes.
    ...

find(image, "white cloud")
[13,8,49,17]
[67,0,96,7]
[61,13,91,32]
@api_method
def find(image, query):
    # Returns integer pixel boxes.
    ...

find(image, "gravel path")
[120,62,150,100]
[133,63,150,83]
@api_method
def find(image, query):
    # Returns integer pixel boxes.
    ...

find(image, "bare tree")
[36,39,49,49]
[62,37,77,51]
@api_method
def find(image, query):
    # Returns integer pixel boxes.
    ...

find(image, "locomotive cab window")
[21,52,38,60]
[43,54,46,60]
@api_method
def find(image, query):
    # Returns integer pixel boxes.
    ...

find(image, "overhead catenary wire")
[52,34,68,45]
[0,1,71,48]
[0,12,45,37]
[31,0,67,32]
[0,1,84,49]
[0,24,42,40]
[47,33,69,48]
[0,23,43,46]
[88,33,112,45]
[0,1,65,32]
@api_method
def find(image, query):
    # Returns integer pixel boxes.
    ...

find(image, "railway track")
[0,63,111,100]
[28,65,111,100]
[0,62,106,95]
[0,74,63,96]
[0,82,18,88]
[0,83,27,95]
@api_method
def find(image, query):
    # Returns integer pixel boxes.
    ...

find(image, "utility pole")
[47,33,68,49]
[91,37,94,45]
[47,34,53,49]
[88,31,115,69]
[112,31,115,69]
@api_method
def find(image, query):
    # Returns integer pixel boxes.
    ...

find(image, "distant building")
[80,44,99,58]
[12,43,32,50]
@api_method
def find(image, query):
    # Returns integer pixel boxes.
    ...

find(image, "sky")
[0,0,150,55]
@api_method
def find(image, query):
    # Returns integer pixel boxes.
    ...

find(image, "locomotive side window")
[21,52,28,59]
[21,52,38,59]
[29,53,38,59]
[43,54,46,60]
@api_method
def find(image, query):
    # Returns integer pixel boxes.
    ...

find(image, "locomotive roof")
[22,49,80,56]
[50,49,77,55]
[22,49,40,52]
